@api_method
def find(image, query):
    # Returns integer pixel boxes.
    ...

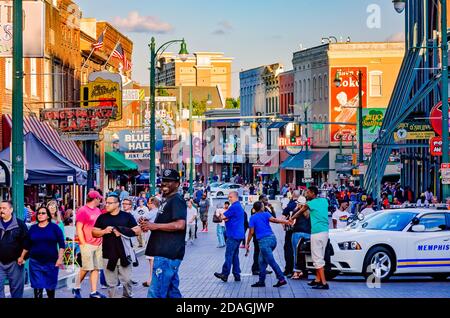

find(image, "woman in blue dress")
[19,206,65,298]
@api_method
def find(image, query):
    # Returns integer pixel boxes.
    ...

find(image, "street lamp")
[334,70,364,188]
[392,0,406,14]
[392,0,449,200]
[149,37,189,196]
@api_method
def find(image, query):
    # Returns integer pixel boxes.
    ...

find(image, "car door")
[404,213,450,273]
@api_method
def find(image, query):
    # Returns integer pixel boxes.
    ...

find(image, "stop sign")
[430,99,450,136]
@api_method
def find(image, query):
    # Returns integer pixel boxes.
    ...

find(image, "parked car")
[304,209,450,281]
[209,183,243,198]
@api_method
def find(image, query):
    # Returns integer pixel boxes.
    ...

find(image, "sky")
[76,0,405,98]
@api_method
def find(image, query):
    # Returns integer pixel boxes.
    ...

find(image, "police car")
[305,209,450,281]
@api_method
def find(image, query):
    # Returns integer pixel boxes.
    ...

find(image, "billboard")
[117,129,163,153]
[0,1,45,57]
[330,67,367,144]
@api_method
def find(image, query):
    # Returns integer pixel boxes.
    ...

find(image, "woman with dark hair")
[18,206,65,298]
[47,200,65,238]
[245,201,290,288]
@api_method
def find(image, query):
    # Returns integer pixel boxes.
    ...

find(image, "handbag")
[213,213,222,223]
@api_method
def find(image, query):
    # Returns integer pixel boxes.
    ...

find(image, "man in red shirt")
[72,191,106,298]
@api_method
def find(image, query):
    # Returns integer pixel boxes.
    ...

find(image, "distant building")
[155,52,233,99]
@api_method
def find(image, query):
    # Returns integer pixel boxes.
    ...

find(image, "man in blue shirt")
[214,191,244,282]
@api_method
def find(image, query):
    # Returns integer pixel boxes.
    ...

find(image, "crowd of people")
[2,173,448,298]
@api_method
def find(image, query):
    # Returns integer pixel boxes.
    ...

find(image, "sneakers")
[273,280,287,288]
[142,282,150,287]
[89,291,107,298]
[100,284,108,289]
[312,283,330,290]
[72,288,82,299]
[214,272,228,282]
[234,276,241,282]
[308,280,321,287]
[131,280,138,286]
[251,282,266,287]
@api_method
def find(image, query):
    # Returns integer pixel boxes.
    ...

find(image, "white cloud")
[386,32,405,42]
[112,11,173,33]
[212,20,233,35]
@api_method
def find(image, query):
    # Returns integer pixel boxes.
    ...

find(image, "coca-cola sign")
[330,67,367,144]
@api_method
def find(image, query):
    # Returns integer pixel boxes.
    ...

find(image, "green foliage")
[192,99,207,116]
[157,87,170,96]
[225,97,240,109]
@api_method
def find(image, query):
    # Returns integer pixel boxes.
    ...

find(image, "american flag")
[92,30,105,51]
[112,43,124,61]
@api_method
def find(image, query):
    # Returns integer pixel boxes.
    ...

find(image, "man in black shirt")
[282,190,300,276]
[290,197,311,280]
[93,195,141,298]
[140,169,187,298]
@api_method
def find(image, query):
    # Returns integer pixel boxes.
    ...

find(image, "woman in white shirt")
[332,200,351,229]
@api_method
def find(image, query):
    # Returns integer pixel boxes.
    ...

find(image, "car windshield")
[359,212,418,231]
[219,184,230,189]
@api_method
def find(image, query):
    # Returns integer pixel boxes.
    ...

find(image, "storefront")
[280,151,329,186]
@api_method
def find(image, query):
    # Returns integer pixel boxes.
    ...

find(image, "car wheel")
[431,274,449,281]
[325,270,340,281]
[363,246,395,282]
[217,192,224,197]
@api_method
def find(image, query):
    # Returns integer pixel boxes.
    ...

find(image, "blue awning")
[280,151,329,171]
[0,133,87,185]
[267,122,290,130]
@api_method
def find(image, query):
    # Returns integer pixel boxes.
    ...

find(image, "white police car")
[305,209,450,281]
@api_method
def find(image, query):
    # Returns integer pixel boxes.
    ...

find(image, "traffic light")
[352,153,357,166]
[251,122,258,136]
[290,124,301,143]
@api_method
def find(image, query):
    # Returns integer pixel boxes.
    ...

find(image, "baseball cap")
[87,190,103,200]
[161,169,180,182]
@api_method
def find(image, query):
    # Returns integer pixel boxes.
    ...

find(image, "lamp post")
[149,37,188,196]
[334,70,364,188]
[12,0,24,220]
[189,91,194,197]
[392,0,449,200]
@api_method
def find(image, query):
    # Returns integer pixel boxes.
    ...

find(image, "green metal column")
[189,91,194,196]
[358,70,364,188]
[441,0,450,200]
[12,0,24,220]
[149,37,156,196]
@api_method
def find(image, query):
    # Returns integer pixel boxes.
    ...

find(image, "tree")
[192,99,207,116]
[226,97,240,109]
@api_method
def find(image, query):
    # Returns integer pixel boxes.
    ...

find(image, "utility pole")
[12,0,24,220]
[189,91,194,197]
[441,0,449,201]
[358,70,365,189]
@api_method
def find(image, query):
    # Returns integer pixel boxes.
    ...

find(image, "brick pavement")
[52,200,450,298]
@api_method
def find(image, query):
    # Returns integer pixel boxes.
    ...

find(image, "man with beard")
[140,169,187,298]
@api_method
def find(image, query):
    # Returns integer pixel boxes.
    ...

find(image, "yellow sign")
[81,77,122,120]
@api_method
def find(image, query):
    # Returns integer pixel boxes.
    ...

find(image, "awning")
[3,114,89,170]
[267,121,289,130]
[105,152,138,171]
[280,151,329,171]
[0,133,87,185]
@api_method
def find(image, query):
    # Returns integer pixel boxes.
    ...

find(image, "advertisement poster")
[330,67,367,144]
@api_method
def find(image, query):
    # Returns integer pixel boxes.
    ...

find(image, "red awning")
[4,114,89,170]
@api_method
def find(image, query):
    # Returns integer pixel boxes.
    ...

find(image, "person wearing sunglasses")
[19,206,65,298]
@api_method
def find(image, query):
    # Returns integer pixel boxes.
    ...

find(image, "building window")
[31,58,37,97]
[303,79,306,102]
[324,75,329,99]
[319,76,323,100]
[308,79,311,101]
[299,81,302,103]
[370,71,383,97]
[313,77,317,101]
[5,58,12,90]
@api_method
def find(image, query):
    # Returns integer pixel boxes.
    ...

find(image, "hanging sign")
[40,107,116,134]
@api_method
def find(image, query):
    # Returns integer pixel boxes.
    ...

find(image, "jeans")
[221,238,241,278]
[0,261,25,298]
[251,238,260,273]
[216,225,225,247]
[148,256,182,298]
[283,231,294,274]
[292,232,311,273]
[186,224,196,242]
[258,235,285,283]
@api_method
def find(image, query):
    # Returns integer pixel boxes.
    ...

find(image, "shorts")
[311,232,329,269]
[80,244,103,271]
